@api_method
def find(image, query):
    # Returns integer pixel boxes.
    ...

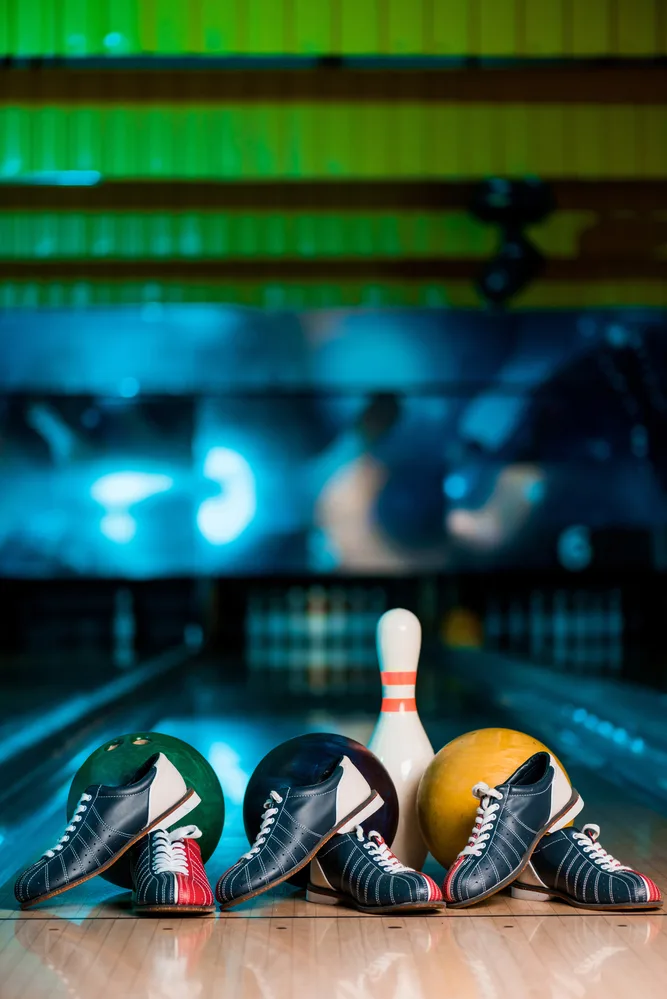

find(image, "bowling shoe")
[131,824,215,915]
[15,753,200,909]
[511,823,662,910]
[216,755,382,909]
[306,825,444,913]
[443,751,583,908]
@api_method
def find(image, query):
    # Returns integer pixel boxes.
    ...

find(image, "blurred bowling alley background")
[2,0,667,890]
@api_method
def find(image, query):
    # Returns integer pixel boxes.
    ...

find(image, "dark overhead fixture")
[470,178,554,307]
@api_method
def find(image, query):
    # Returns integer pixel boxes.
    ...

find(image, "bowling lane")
[3,655,666,922]
[3,655,667,999]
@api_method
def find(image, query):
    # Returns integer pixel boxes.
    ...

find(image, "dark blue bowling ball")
[243,732,399,887]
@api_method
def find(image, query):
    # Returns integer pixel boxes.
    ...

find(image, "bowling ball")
[68,731,224,889]
[244,732,399,887]
[441,608,483,649]
[416,727,570,870]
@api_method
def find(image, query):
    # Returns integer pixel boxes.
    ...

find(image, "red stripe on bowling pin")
[380,670,417,712]
[380,671,417,685]
[381,697,417,712]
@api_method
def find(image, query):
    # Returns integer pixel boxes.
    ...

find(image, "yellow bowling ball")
[417,728,569,870]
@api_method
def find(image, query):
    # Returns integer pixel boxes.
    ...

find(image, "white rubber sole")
[511,885,552,901]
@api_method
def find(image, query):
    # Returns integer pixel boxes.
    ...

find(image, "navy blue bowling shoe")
[15,753,200,909]
[216,756,382,909]
[132,824,215,915]
[307,825,444,913]
[444,751,583,908]
[511,823,662,910]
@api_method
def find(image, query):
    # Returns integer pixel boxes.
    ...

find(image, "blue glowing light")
[524,479,545,503]
[571,707,643,754]
[606,324,630,348]
[557,524,592,572]
[3,171,102,187]
[100,512,136,544]
[207,743,249,804]
[91,471,173,508]
[118,376,140,398]
[197,447,256,545]
[443,473,468,501]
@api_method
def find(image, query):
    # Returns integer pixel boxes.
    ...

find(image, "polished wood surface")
[2,907,666,999]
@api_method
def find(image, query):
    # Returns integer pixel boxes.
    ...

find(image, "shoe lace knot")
[243,791,283,859]
[458,783,504,858]
[573,824,629,872]
[43,793,93,858]
[356,826,409,873]
[152,825,202,875]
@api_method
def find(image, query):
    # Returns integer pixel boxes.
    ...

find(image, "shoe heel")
[548,791,583,833]
[337,791,383,834]
[511,886,554,902]
[160,790,201,829]
[306,887,341,907]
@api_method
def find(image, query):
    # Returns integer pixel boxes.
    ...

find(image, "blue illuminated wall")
[1,306,666,577]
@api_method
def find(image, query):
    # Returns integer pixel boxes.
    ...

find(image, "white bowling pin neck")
[376,608,421,713]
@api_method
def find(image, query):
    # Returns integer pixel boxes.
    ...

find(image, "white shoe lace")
[43,793,92,858]
[152,825,202,875]
[573,824,629,872]
[243,791,283,859]
[458,783,504,858]
[356,826,410,873]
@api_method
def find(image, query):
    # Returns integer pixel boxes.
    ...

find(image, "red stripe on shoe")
[422,873,443,902]
[176,871,192,906]
[633,871,661,903]
[179,839,214,906]
[443,856,466,902]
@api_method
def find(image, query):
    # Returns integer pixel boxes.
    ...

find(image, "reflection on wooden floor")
[3,910,666,999]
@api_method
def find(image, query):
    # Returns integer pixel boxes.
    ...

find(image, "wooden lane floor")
[2,910,667,999]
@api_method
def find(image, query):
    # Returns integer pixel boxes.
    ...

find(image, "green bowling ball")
[67,731,224,889]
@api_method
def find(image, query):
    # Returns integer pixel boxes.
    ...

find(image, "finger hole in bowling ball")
[132,737,150,745]
[105,742,122,751]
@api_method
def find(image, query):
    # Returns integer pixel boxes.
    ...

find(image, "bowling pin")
[367,608,434,870]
